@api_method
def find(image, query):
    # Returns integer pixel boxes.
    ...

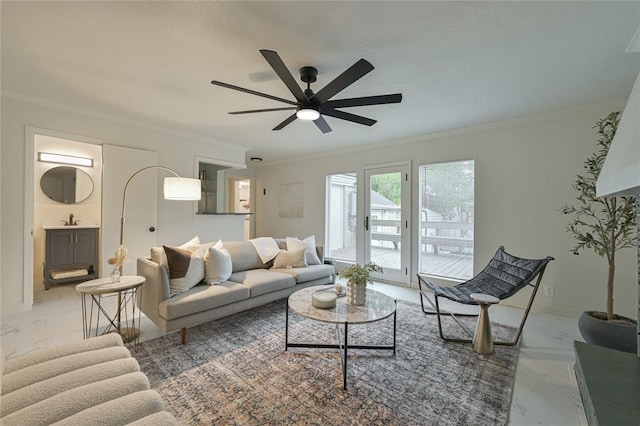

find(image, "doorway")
[363,162,411,284]
[226,175,255,240]
[25,127,105,305]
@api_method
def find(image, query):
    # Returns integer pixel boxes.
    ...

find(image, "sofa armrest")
[137,258,171,326]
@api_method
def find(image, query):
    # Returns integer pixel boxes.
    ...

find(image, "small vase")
[110,267,121,283]
[346,282,366,306]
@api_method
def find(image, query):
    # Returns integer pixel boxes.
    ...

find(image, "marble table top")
[288,285,396,325]
[76,275,145,295]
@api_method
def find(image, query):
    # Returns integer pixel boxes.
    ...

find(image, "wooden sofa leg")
[180,327,186,345]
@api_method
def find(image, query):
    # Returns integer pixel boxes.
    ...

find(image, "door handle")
[364,216,369,231]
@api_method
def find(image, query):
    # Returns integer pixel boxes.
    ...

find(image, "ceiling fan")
[210,50,402,134]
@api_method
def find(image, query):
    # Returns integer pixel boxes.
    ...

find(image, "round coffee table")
[286,285,397,389]
[76,275,145,349]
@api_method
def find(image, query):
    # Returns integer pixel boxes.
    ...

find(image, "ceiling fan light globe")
[296,108,320,121]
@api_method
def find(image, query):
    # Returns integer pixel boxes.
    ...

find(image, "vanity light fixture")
[38,152,94,167]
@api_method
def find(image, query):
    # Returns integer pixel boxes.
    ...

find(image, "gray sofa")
[0,334,176,425]
[137,239,335,344]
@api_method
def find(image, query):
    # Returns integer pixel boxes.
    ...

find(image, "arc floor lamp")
[113,166,200,342]
[119,165,201,272]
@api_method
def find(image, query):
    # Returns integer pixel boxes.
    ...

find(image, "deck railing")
[370,219,473,253]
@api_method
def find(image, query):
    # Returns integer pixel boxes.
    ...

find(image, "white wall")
[255,100,638,319]
[1,96,248,315]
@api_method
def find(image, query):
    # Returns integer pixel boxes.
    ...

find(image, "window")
[418,160,474,280]
[325,173,357,262]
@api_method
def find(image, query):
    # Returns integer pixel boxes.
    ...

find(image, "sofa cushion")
[2,346,132,395]
[203,240,232,285]
[271,248,307,269]
[159,282,250,321]
[1,357,141,416]
[163,246,205,295]
[54,390,171,426]
[224,241,267,272]
[2,372,151,426]
[228,269,296,297]
[272,264,335,283]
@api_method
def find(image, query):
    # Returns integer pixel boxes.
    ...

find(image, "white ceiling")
[2,1,639,163]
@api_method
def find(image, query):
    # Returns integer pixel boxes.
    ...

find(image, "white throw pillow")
[151,235,200,272]
[163,245,205,295]
[271,248,307,269]
[203,240,232,285]
[286,235,321,265]
[195,240,216,257]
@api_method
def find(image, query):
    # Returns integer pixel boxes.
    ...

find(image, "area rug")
[133,299,519,425]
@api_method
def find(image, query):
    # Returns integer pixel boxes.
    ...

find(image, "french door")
[363,163,411,284]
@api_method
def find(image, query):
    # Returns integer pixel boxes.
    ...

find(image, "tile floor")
[1,280,587,425]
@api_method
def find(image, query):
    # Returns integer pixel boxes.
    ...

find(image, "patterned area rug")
[134,299,519,425]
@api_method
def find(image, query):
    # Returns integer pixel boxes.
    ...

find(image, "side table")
[470,293,499,355]
[76,275,145,349]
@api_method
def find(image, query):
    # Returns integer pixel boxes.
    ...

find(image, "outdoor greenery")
[561,111,637,321]
[370,173,401,205]
[339,262,383,286]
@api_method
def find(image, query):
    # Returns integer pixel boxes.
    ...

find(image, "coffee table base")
[285,302,397,390]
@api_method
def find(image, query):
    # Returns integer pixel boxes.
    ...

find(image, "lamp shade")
[163,177,201,200]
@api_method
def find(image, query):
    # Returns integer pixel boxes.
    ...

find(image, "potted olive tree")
[561,111,637,353]
[339,262,383,305]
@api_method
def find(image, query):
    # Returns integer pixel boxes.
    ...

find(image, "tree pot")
[578,311,637,354]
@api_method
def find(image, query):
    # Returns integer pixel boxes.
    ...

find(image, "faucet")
[62,213,79,226]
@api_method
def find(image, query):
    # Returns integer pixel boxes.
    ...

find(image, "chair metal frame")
[418,246,554,346]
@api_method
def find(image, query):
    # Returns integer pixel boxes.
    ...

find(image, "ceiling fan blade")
[229,107,296,115]
[311,59,374,104]
[273,113,297,131]
[324,94,402,108]
[211,80,296,106]
[322,108,377,126]
[260,50,308,103]
[313,116,332,134]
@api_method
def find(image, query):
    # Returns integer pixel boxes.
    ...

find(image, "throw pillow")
[151,235,200,272]
[163,245,205,295]
[195,240,216,257]
[286,235,322,265]
[271,248,307,269]
[203,240,232,285]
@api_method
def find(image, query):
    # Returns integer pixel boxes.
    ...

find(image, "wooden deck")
[328,246,473,280]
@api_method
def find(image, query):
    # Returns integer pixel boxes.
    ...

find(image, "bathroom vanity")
[43,225,99,289]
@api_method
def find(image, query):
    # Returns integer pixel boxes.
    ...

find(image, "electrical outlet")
[544,285,554,296]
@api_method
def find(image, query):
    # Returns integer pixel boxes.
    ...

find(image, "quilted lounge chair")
[417,246,554,346]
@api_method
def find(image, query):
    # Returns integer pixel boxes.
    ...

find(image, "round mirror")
[40,166,94,204]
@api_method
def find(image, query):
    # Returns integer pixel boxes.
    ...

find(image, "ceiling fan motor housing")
[299,66,318,84]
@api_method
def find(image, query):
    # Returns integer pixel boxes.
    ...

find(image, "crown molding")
[1,91,249,154]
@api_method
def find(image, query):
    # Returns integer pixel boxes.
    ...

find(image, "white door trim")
[23,126,105,310]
